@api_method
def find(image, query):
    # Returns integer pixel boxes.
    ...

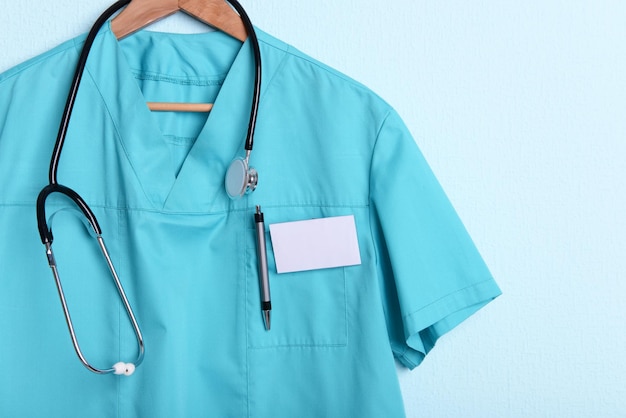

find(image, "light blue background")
[1,1,624,417]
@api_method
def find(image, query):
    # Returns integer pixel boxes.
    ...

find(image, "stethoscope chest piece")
[225,157,258,199]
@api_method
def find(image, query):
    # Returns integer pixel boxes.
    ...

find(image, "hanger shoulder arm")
[179,0,247,42]
[111,0,179,39]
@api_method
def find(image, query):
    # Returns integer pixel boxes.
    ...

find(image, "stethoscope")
[35,0,262,376]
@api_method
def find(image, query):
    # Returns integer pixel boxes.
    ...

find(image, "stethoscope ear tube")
[48,0,131,185]
[227,0,262,152]
[36,184,102,245]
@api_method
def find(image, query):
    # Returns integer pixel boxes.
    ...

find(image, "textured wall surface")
[1,1,625,417]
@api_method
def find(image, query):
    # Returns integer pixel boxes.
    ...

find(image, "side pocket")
[246,231,348,348]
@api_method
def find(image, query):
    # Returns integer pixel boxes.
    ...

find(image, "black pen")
[254,206,272,330]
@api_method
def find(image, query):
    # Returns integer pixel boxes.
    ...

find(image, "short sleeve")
[369,109,501,369]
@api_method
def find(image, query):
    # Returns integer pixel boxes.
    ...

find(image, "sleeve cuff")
[394,278,502,370]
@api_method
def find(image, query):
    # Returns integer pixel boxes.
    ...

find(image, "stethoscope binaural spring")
[35,0,263,375]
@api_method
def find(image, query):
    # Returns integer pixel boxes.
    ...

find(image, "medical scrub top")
[0,21,501,418]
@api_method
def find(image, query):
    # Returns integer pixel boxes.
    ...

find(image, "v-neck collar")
[84,22,262,212]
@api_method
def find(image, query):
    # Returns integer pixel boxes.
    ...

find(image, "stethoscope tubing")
[36,0,263,375]
[228,0,262,152]
[48,0,132,186]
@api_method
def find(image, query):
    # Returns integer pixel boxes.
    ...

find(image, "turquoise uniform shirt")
[0,22,501,417]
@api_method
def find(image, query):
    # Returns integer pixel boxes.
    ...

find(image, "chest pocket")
[245,209,349,349]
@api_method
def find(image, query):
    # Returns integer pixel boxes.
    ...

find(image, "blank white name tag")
[269,215,362,274]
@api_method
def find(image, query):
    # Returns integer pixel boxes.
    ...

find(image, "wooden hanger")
[111,0,247,113]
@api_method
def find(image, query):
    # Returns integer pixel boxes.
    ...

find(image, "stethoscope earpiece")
[225,157,258,199]
[113,362,136,376]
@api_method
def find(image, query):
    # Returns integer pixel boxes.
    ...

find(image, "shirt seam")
[0,38,80,85]
[367,109,394,364]
[241,227,251,418]
[130,70,226,86]
[268,39,385,100]
[0,201,369,215]
[368,110,394,204]
[80,38,160,211]
[261,40,290,100]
